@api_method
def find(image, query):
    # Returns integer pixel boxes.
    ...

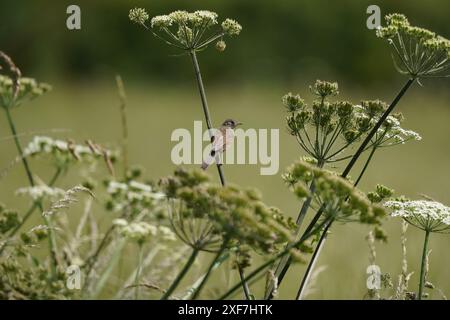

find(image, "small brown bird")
[201,119,242,170]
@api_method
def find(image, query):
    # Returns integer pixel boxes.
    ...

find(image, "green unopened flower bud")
[222,18,242,36]
[385,13,409,29]
[282,92,305,112]
[216,40,226,52]
[362,100,387,118]
[310,80,339,98]
[129,8,149,25]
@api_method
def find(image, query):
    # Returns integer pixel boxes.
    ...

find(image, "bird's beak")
[236,122,243,126]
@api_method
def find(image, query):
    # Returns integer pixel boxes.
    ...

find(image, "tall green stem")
[161,248,199,300]
[219,217,331,300]
[273,78,415,298]
[237,264,252,300]
[3,106,58,277]
[189,50,226,186]
[192,239,229,299]
[134,244,144,300]
[418,230,430,300]
[341,78,414,178]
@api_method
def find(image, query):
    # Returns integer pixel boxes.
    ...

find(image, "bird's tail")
[201,150,216,170]
[201,161,209,170]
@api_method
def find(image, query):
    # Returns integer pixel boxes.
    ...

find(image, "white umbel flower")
[16,185,65,201]
[385,200,450,233]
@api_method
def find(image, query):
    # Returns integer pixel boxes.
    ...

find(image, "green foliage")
[160,168,295,255]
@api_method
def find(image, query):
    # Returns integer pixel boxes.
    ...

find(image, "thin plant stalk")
[191,239,229,300]
[161,247,200,300]
[83,225,116,290]
[272,78,415,298]
[189,50,251,298]
[116,75,129,177]
[219,217,331,300]
[237,264,252,300]
[3,105,58,277]
[296,146,378,299]
[418,229,430,300]
[295,220,330,299]
[134,244,144,300]
[189,50,226,186]
[181,250,231,300]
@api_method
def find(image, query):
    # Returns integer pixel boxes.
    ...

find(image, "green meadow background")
[0,0,449,299]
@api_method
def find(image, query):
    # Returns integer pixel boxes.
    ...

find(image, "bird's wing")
[211,131,225,152]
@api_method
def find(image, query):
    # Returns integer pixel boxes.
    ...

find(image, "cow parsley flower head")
[376,13,450,78]
[0,75,51,109]
[150,15,173,29]
[16,185,65,202]
[119,221,157,244]
[221,19,242,36]
[106,179,165,216]
[160,168,295,255]
[385,200,450,233]
[129,8,149,25]
[130,8,241,51]
[23,136,116,172]
[371,114,422,147]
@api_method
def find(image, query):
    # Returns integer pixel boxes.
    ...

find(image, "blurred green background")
[0,0,449,299]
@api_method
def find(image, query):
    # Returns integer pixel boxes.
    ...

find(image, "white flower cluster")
[130,8,241,51]
[23,136,101,160]
[106,180,165,212]
[385,200,450,232]
[16,185,65,201]
[378,116,422,145]
[113,219,176,243]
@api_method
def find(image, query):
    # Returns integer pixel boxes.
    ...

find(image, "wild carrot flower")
[385,199,450,299]
[376,13,450,79]
[129,8,242,52]
[385,200,450,233]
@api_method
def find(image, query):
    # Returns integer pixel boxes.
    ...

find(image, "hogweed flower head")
[284,159,387,225]
[283,81,396,163]
[129,8,242,51]
[310,80,339,98]
[159,168,295,255]
[385,200,450,233]
[221,19,242,36]
[376,13,450,79]
[129,8,149,26]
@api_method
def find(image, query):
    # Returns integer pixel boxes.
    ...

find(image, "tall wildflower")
[385,199,450,299]
[376,13,450,79]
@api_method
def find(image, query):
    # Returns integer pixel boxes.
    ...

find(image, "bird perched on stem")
[201,119,242,170]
